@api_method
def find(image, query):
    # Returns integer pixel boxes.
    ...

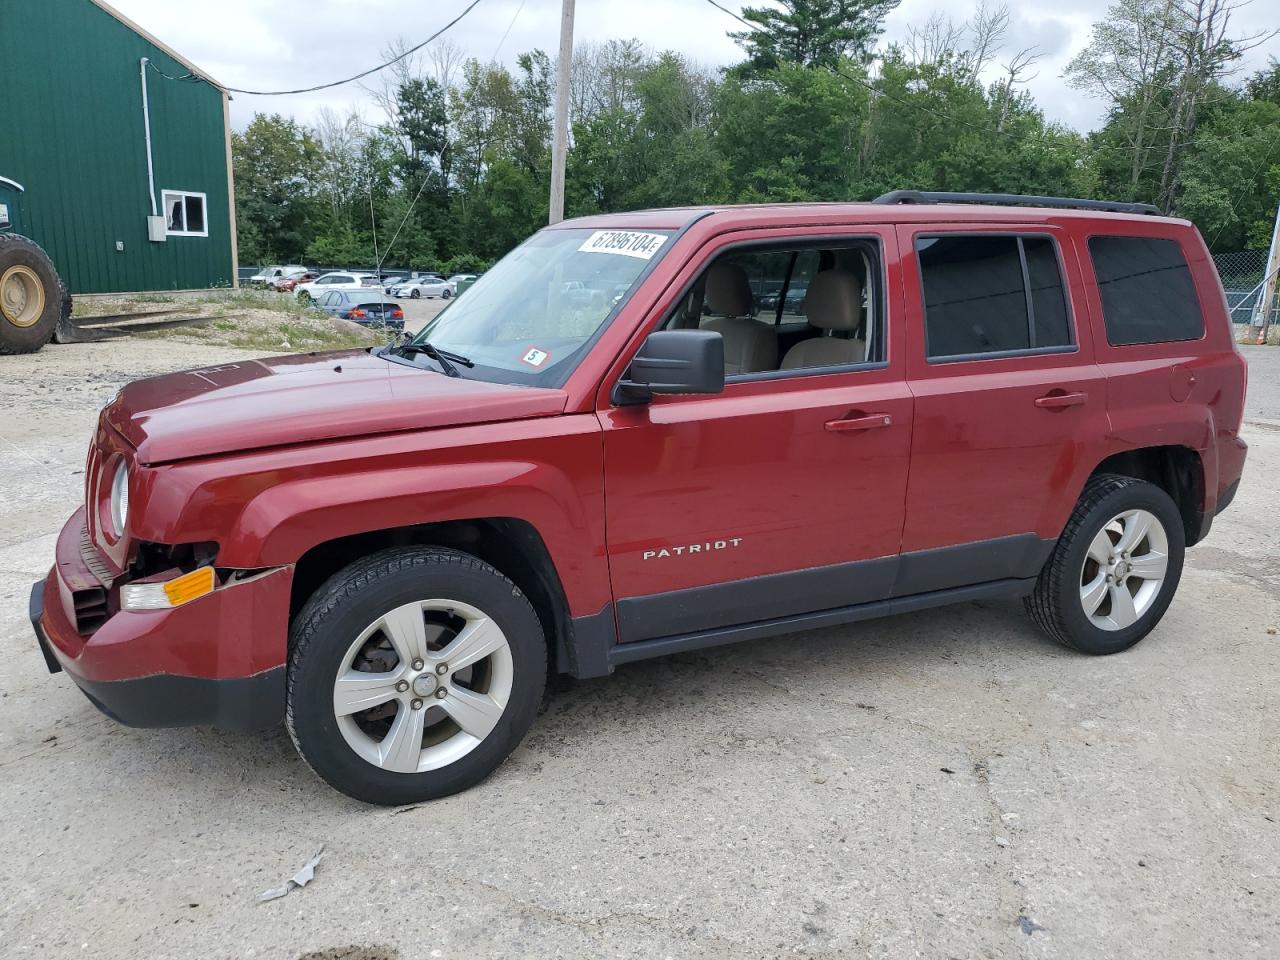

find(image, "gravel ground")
[0,339,1277,960]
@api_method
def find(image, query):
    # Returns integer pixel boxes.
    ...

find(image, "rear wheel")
[286,547,546,805]
[1025,474,1184,655]
[0,233,63,354]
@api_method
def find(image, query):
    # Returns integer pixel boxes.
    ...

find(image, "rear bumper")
[32,509,291,731]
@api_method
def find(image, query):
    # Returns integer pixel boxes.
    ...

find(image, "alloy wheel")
[1079,508,1169,631]
[333,599,513,773]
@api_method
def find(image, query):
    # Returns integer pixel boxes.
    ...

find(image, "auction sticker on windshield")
[577,230,667,260]
[521,347,551,368]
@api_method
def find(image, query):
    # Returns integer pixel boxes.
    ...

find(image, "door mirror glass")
[615,330,724,404]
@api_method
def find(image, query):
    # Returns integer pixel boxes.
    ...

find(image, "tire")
[297,290,312,304]
[286,546,546,805]
[0,233,63,354]
[441,289,451,300]
[1025,474,1185,655]
[411,289,421,299]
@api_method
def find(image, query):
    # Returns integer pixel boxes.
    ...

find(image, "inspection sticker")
[521,347,551,368]
[577,230,667,260]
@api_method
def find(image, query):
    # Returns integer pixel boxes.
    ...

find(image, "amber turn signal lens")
[162,566,217,606]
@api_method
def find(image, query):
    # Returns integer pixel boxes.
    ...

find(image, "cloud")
[109,0,1279,133]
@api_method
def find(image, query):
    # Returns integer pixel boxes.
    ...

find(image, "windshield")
[405,227,673,386]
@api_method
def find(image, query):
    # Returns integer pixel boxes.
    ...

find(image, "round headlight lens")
[110,461,129,536]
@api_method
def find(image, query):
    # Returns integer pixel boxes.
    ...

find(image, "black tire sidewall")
[411,289,421,299]
[1054,481,1186,655]
[288,551,546,805]
[0,234,61,353]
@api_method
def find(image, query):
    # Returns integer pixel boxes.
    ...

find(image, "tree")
[231,114,323,263]
[1068,0,1277,210]
[731,0,901,73]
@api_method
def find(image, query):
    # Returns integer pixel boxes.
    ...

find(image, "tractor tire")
[0,233,64,354]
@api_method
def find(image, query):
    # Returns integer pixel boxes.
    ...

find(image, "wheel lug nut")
[412,659,424,671]
[411,699,423,710]
[396,680,409,692]
[435,688,447,699]
[435,662,448,675]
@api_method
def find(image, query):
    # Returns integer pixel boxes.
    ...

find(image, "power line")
[221,0,484,96]
[490,0,528,61]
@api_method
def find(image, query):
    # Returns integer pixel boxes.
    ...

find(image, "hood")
[104,350,569,464]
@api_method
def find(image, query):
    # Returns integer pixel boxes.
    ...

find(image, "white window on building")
[162,190,208,237]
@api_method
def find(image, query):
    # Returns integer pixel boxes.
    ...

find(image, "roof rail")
[873,190,1162,216]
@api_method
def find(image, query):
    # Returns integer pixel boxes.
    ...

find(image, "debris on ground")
[1018,915,1047,935]
[258,846,325,903]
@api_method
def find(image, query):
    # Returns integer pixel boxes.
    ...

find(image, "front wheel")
[441,289,451,300]
[286,547,546,805]
[411,289,421,299]
[1025,474,1185,655]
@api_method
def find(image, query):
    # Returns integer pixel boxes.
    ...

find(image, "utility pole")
[548,0,575,225]
[1253,195,1280,344]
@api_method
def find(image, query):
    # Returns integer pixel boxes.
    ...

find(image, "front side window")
[407,227,673,386]
[1088,236,1204,345]
[662,239,883,378]
[917,235,1073,360]
[162,190,207,237]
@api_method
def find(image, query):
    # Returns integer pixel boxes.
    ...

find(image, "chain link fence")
[1214,250,1278,329]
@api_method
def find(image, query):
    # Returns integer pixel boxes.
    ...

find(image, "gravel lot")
[1,338,1277,960]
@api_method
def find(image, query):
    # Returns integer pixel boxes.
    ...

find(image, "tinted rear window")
[917,235,1073,359]
[1088,236,1204,345]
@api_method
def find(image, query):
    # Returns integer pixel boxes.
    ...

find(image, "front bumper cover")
[32,509,291,732]
[32,575,285,731]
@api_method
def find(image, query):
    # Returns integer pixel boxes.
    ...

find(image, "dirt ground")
[0,337,1277,960]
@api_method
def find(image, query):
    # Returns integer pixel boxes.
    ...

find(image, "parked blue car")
[314,290,405,331]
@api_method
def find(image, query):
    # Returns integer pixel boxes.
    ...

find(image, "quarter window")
[1088,236,1204,345]
[917,235,1073,360]
[162,190,207,237]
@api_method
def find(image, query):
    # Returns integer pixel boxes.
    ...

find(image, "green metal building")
[0,0,236,294]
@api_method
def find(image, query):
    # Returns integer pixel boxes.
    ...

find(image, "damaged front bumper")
[31,508,292,732]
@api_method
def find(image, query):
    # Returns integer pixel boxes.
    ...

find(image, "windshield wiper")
[389,340,475,377]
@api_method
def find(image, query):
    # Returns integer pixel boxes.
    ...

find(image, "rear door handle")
[825,413,893,432]
[1034,391,1088,410]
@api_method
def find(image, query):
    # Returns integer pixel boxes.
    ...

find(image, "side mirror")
[614,329,724,404]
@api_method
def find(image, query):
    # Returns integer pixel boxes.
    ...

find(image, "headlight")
[110,460,129,536]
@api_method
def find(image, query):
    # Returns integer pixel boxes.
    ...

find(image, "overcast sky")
[110,0,1279,133]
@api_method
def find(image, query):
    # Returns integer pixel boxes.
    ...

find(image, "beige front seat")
[699,262,778,376]
[781,270,866,369]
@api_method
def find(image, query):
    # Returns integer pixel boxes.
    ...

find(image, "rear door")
[599,225,914,643]
[896,223,1110,593]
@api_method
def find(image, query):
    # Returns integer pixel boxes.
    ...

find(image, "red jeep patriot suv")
[30,192,1248,804]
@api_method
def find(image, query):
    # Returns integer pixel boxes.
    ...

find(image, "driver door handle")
[825,413,893,433]
[1034,391,1088,410]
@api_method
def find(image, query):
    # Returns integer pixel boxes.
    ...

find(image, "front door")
[599,227,913,644]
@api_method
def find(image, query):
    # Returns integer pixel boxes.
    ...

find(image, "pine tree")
[731,0,901,73]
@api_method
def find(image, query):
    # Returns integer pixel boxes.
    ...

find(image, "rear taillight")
[349,309,367,319]
[392,309,404,318]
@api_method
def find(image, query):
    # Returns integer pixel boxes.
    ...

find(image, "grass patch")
[83,290,388,353]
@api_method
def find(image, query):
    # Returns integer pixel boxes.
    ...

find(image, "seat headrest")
[803,270,862,331]
[705,262,752,317]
